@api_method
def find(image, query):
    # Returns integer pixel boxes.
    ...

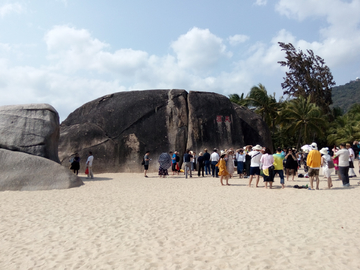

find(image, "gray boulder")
[0,149,83,191]
[0,104,60,162]
[232,103,273,149]
[186,91,245,151]
[59,90,188,173]
[59,90,272,173]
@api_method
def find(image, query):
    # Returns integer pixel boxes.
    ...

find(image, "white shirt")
[249,150,262,167]
[333,149,349,167]
[210,152,220,162]
[236,153,246,162]
[348,148,355,161]
[86,155,94,166]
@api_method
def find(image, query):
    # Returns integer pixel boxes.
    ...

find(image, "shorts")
[249,166,260,176]
[172,163,176,171]
[308,168,319,177]
[144,165,149,170]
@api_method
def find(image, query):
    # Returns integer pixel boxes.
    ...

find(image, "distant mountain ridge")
[332,79,360,112]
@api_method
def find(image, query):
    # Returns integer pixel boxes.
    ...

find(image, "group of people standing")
[69,151,94,179]
[143,141,359,190]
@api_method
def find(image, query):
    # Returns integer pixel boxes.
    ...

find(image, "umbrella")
[158,153,172,170]
[301,145,312,152]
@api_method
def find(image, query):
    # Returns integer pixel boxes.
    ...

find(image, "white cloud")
[228,34,250,46]
[0,3,24,17]
[254,0,268,6]
[171,27,232,72]
[275,0,360,68]
[44,25,150,77]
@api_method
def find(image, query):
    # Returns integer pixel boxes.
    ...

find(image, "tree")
[280,96,327,149]
[229,93,248,107]
[278,42,336,114]
[246,83,279,131]
[327,103,360,145]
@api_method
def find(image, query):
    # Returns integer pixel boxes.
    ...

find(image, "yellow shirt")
[216,159,229,176]
[306,150,321,168]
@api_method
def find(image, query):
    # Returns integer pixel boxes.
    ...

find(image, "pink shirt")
[260,154,274,169]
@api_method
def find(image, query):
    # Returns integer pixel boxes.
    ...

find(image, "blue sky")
[1,0,360,121]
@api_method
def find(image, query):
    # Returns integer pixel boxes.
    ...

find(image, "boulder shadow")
[81,177,113,181]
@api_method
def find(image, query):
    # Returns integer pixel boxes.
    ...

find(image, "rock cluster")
[59,90,272,173]
[0,104,83,191]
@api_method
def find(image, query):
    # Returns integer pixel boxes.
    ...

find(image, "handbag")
[327,159,334,169]
[85,167,89,174]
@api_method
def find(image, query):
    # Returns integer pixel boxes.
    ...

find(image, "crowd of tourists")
[143,141,360,189]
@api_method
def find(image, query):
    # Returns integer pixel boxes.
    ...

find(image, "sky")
[0,0,360,121]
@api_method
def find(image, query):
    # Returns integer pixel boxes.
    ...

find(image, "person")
[346,143,357,177]
[197,152,205,177]
[235,148,246,178]
[144,151,150,178]
[86,151,94,179]
[333,143,350,187]
[306,142,321,189]
[203,149,211,175]
[158,152,171,178]
[260,147,274,189]
[70,153,80,175]
[216,153,230,185]
[284,148,298,182]
[183,150,193,179]
[297,152,302,168]
[210,148,220,177]
[303,149,310,178]
[171,151,177,175]
[175,151,180,174]
[320,148,333,189]
[226,149,235,178]
[244,145,252,178]
[191,151,197,171]
[332,147,341,181]
[273,147,285,189]
[248,144,262,187]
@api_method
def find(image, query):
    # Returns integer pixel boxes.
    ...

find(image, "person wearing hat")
[306,142,321,189]
[248,144,263,187]
[333,143,350,187]
[320,148,334,189]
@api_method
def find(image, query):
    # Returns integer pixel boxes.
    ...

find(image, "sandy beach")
[1,165,360,269]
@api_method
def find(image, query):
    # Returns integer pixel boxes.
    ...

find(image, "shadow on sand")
[81,177,113,182]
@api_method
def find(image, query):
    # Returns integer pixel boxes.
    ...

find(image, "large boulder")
[0,149,83,191]
[186,91,245,151]
[59,90,272,173]
[232,103,273,149]
[59,90,188,173]
[0,104,60,162]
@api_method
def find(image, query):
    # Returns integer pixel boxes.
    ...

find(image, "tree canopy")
[278,42,335,114]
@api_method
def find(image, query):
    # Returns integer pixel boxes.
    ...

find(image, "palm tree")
[229,93,248,107]
[280,96,327,149]
[246,83,280,131]
[327,114,360,146]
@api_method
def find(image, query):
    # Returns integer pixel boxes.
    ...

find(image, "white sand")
[1,165,360,269]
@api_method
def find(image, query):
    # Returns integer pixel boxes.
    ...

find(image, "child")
[216,154,230,186]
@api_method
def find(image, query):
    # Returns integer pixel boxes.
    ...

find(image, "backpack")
[141,157,145,165]
[327,159,334,169]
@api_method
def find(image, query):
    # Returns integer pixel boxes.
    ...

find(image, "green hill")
[332,79,360,112]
